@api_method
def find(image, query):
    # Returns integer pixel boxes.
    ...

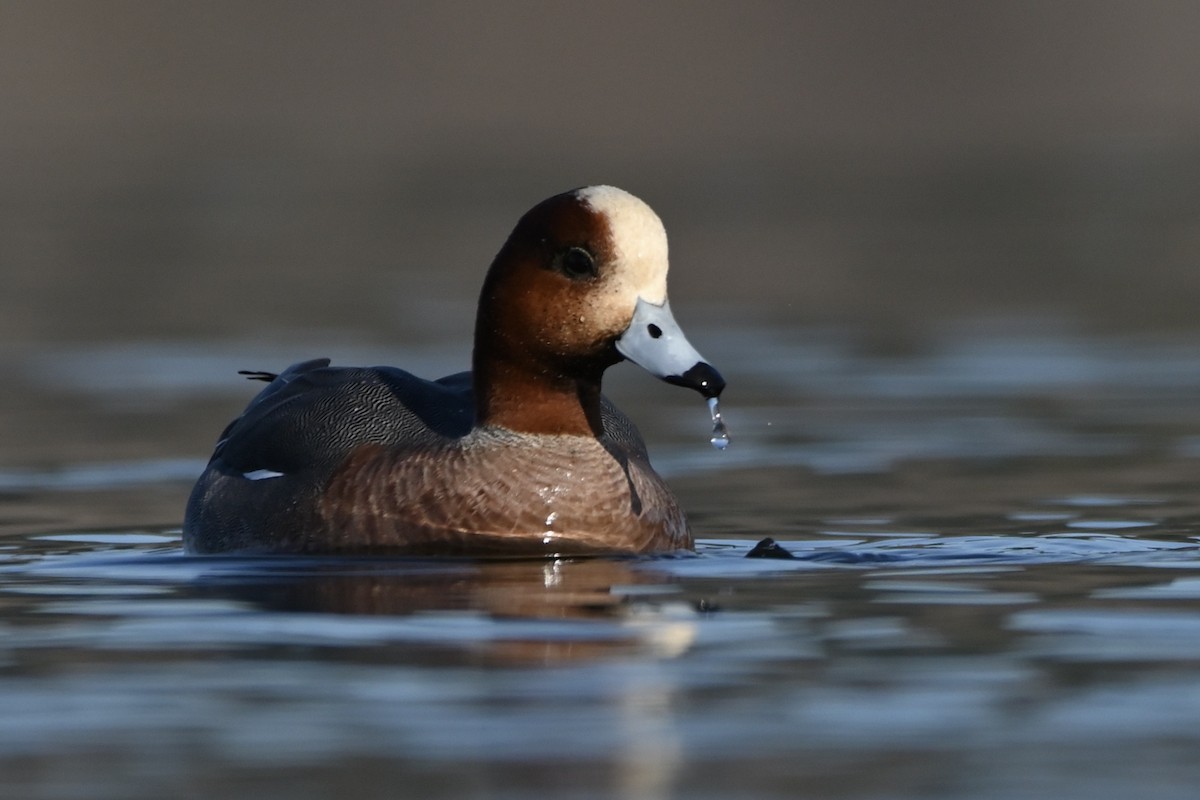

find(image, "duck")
[183,185,725,556]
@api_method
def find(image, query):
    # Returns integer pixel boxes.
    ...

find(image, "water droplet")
[707,397,730,450]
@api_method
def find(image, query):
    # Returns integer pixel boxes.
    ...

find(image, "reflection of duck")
[204,557,698,665]
[184,186,724,556]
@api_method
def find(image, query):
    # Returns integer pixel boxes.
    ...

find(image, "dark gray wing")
[597,395,650,461]
[209,359,475,477]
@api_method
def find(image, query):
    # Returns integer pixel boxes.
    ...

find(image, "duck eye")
[559,246,597,280]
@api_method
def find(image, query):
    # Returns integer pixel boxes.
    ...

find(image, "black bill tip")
[664,361,726,399]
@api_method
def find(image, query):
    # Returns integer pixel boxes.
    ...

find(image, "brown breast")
[315,427,691,555]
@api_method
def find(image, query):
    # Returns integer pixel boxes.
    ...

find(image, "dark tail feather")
[238,370,278,383]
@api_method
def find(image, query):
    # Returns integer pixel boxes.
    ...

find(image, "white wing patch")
[242,469,285,481]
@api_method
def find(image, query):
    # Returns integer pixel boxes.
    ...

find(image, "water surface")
[4,327,1200,799]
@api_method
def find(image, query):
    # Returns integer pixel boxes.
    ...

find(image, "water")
[5,327,1200,799]
[706,397,729,450]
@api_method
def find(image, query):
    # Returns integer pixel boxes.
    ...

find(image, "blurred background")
[6,1,1200,341]
[4,1,1200,474]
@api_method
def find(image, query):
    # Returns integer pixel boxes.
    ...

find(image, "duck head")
[474,185,724,435]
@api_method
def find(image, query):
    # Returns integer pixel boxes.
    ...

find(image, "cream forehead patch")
[576,186,669,304]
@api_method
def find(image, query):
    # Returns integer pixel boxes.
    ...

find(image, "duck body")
[185,359,687,554]
[184,186,723,556]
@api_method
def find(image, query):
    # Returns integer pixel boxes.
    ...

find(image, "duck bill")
[616,297,725,399]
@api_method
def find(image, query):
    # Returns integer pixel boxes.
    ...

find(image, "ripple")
[0,460,203,491]
[1065,520,1158,530]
